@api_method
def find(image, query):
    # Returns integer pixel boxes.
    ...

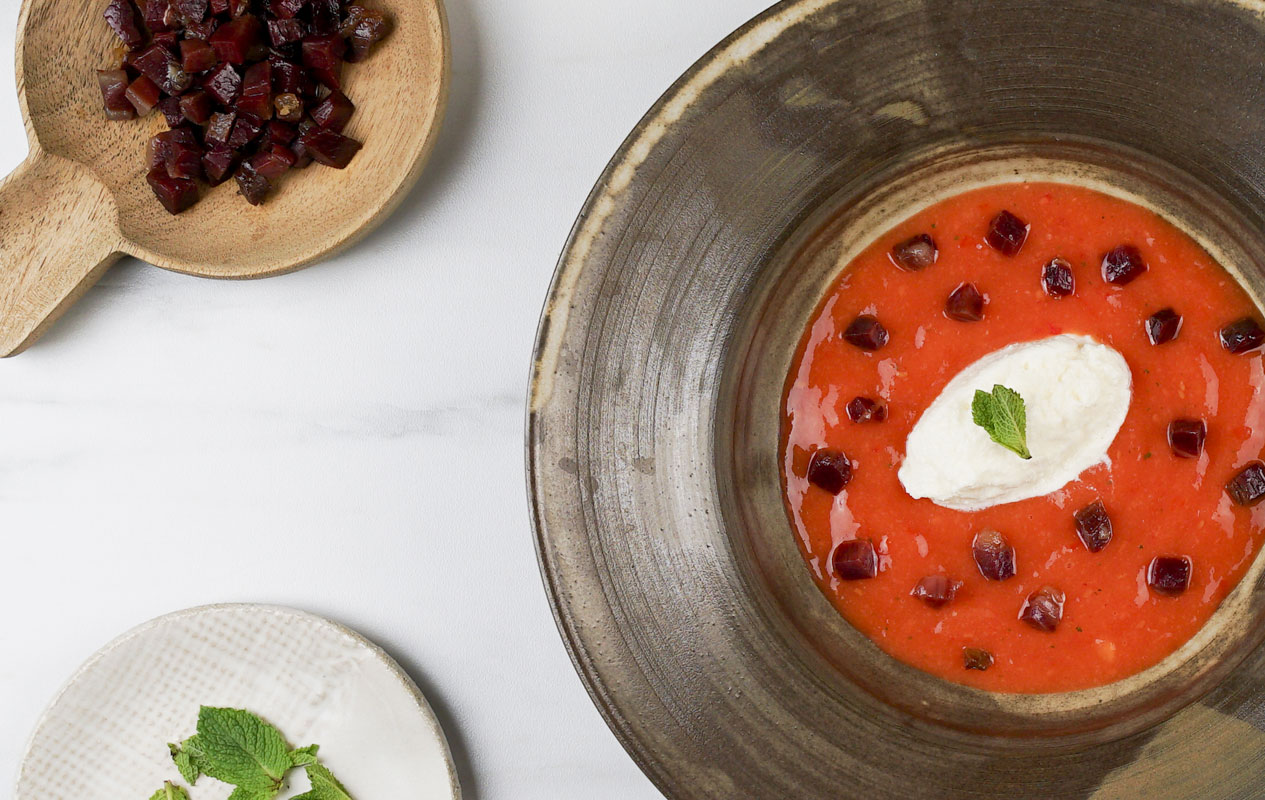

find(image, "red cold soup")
[782,182,1265,693]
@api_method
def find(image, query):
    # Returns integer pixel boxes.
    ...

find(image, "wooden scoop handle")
[0,149,123,356]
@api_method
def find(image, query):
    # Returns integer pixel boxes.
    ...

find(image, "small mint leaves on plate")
[162,707,346,800]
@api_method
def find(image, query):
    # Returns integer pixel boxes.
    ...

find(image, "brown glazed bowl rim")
[528,0,1265,797]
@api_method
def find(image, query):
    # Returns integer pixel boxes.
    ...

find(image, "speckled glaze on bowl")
[528,1,1265,797]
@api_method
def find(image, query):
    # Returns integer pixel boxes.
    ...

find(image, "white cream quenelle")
[898,335,1132,511]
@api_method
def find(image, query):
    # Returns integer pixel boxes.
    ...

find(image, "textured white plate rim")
[14,602,462,799]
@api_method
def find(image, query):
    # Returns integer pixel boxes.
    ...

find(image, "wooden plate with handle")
[0,0,448,356]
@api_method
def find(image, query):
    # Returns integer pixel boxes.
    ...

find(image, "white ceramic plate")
[15,604,460,799]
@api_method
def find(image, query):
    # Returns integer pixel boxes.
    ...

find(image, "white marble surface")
[0,0,770,797]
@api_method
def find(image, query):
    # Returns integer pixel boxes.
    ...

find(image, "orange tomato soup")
[782,182,1265,693]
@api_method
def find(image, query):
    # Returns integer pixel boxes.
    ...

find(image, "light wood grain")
[0,0,450,356]
[0,149,123,355]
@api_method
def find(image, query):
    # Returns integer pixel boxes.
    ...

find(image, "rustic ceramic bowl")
[528,0,1265,797]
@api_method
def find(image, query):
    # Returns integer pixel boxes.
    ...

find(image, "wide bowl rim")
[527,2,845,794]
[526,0,1265,796]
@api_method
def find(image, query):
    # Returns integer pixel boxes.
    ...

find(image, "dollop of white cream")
[898,335,1132,511]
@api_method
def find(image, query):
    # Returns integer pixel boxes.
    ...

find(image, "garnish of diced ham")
[98,0,389,213]
[832,539,878,581]
[972,529,1016,581]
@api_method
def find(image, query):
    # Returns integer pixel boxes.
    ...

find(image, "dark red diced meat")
[178,90,214,124]
[261,120,297,146]
[184,16,218,40]
[846,396,887,424]
[1220,317,1265,355]
[832,539,878,581]
[202,62,241,105]
[296,126,361,168]
[202,147,239,185]
[889,233,937,272]
[249,144,297,180]
[228,0,251,15]
[270,58,304,93]
[104,0,145,48]
[338,4,370,37]
[146,168,199,214]
[152,30,181,52]
[842,315,889,351]
[345,8,389,61]
[171,0,207,23]
[807,449,851,495]
[986,210,1028,256]
[308,0,340,34]
[227,112,264,149]
[97,69,136,120]
[162,1,182,29]
[910,575,959,608]
[308,64,342,91]
[1102,245,1148,286]
[166,140,204,180]
[158,96,185,127]
[268,0,307,17]
[290,121,315,166]
[945,282,985,322]
[144,0,172,32]
[310,89,354,131]
[1227,461,1265,506]
[1145,308,1183,345]
[1147,556,1192,597]
[133,43,192,95]
[237,60,273,117]
[148,128,199,174]
[234,163,271,205]
[209,0,228,15]
[972,529,1015,581]
[1019,586,1065,632]
[1073,499,1113,553]
[1042,257,1075,298]
[1168,419,1206,459]
[148,134,170,172]
[180,39,217,72]
[124,74,162,114]
[963,648,993,671]
[301,33,345,69]
[268,18,306,46]
[210,14,265,64]
[204,110,237,146]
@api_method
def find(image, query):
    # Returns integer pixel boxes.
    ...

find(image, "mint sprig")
[161,707,348,800]
[192,707,292,794]
[168,738,207,785]
[289,744,321,767]
[972,384,1032,459]
[149,782,190,800]
[293,763,354,800]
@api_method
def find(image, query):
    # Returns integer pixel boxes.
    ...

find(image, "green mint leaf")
[292,763,354,800]
[168,738,207,785]
[290,745,321,766]
[148,781,191,800]
[194,707,293,795]
[226,788,275,800]
[972,384,1031,459]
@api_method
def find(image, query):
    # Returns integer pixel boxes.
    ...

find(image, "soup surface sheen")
[782,181,1265,693]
